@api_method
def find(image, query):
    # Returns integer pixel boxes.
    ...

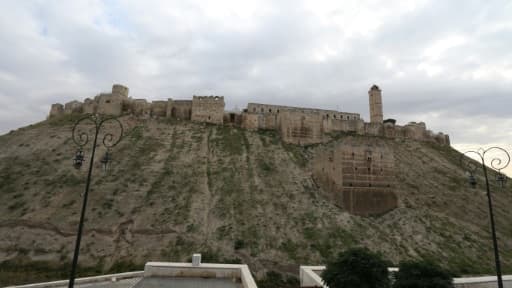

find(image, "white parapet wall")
[300,266,327,288]
[5,271,144,288]
[300,266,512,288]
[454,276,512,288]
[144,261,258,288]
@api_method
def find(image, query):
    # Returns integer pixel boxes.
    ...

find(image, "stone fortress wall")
[191,96,225,124]
[48,84,222,125]
[48,83,450,147]
[313,138,397,216]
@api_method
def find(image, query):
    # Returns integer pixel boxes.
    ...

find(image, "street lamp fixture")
[100,150,112,172]
[68,114,123,288]
[460,146,510,288]
[496,172,507,188]
[467,173,477,189]
[73,149,85,170]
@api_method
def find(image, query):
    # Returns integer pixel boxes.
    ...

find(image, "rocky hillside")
[1,114,512,285]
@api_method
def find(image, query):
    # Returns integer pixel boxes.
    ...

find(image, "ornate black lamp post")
[69,114,123,288]
[460,147,510,288]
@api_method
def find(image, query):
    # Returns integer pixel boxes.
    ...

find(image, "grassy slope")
[1,115,512,285]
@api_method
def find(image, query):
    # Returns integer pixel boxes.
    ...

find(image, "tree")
[257,271,299,288]
[322,247,391,288]
[393,260,453,288]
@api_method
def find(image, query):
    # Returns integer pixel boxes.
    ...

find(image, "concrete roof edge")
[5,271,144,288]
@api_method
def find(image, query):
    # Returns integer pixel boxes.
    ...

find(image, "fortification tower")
[112,84,129,98]
[368,84,383,123]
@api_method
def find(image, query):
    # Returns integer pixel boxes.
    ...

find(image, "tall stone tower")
[368,84,383,123]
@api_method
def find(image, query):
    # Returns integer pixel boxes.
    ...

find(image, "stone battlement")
[112,84,129,98]
[48,84,450,146]
[193,95,224,101]
[191,95,225,124]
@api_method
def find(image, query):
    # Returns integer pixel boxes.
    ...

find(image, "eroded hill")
[1,115,512,285]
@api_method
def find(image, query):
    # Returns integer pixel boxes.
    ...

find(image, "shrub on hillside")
[257,271,299,288]
[321,247,391,288]
[393,260,453,288]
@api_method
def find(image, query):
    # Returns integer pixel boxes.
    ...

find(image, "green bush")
[257,271,299,288]
[393,260,453,288]
[322,247,390,288]
[234,239,245,250]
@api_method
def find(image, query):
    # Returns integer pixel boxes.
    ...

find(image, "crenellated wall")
[47,84,450,147]
[191,96,225,124]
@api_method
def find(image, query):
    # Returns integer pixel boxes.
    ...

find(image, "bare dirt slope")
[1,115,512,285]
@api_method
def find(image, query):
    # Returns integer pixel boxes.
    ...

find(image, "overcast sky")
[1,0,511,173]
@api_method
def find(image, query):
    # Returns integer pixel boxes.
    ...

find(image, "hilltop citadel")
[48,84,450,215]
[49,84,449,147]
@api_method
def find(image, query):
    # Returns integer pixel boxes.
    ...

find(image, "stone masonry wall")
[324,118,365,134]
[96,93,123,116]
[46,83,450,147]
[280,111,325,145]
[241,113,260,130]
[170,100,192,120]
[112,84,129,98]
[83,98,97,114]
[48,104,64,119]
[247,103,360,121]
[64,101,82,114]
[313,137,397,216]
[191,96,225,124]
[132,99,151,117]
[151,101,167,117]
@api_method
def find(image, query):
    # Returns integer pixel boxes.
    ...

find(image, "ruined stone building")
[48,83,450,147]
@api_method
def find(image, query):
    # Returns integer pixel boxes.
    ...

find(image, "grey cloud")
[0,0,511,153]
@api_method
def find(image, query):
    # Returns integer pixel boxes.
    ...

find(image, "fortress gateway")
[49,84,449,147]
